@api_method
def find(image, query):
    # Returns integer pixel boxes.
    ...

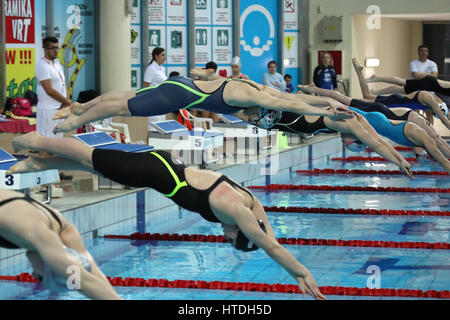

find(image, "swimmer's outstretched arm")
[416,91,450,130]
[215,201,326,300]
[235,87,354,121]
[297,84,353,105]
[366,75,407,86]
[325,114,414,178]
[405,125,450,173]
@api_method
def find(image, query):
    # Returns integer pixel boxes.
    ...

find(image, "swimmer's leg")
[367,75,407,86]
[298,84,352,105]
[54,91,135,120]
[371,85,406,96]
[437,79,450,89]
[7,155,95,175]
[351,58,377,101]
[11,132,94,168]
[53,99,131,134]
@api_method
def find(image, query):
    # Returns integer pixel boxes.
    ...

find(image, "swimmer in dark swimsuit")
[350,58,449,127]
[299,58,450,129]
[293,87,450,172]
[7,132,326,300]
[0,190,121,300]
[51,73,354,134]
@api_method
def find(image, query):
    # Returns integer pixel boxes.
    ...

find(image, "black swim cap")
[234,219,267,252]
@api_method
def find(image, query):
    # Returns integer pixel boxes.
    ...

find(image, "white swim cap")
[42,246,92,293]
[433,102,448,118]
[231,56,241,66]
[345,138,367,153]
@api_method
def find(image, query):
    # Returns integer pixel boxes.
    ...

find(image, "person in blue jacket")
[313,52,337,91]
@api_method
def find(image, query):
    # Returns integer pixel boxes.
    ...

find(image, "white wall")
[308,0,450,95]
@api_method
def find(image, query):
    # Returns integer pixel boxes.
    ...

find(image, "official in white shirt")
[410,45,438,79]
[143,47,168,131]
[36,36,71,138]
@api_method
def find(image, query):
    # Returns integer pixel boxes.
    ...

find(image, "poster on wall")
[194,0,211,25]
[167,26,187,65]
[148,26,166,57]
[240,0,278,82]
[4,0,36,44]
[4,0,37,98]
[53,0,96,101]
[167,0,187,24]
[283,33,298,68]
[148,0,165,24]
[131,25,141,66]
[131,67,142,90]
[213,27,232,64]
[131,0,141,24]
[284,0,298,30]
[194,27,212,65]
[5,48,36,98]
[213,0,232,25]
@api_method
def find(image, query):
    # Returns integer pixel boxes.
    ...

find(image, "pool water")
[0,151,449,300]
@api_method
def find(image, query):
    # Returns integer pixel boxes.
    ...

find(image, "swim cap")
[250,108,282,129]
[345,138,367,153]
[433,102,448,118]
[42,246,92,293]
[231,56,241,66]
[234,219,267,252]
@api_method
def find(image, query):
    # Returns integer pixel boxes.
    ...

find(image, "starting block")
[148,120,223,165]
[0,148,59,202]
[212,114,277,156]
[72,132,154,189]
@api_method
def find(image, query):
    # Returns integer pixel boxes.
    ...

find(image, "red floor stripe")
[333,156,419,162]
[2,273,448,299]
[297,169,448,176]
[248,184,450,193]
[102,233,450,250]
[262,206,450,217]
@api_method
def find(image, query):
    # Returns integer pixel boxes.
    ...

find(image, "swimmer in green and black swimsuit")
[8,132,327,300]
[51,75,354,134]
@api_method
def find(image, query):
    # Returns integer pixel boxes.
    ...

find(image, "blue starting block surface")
[73,132,154,153]
[0,148,59,190]
[150,120,189,134]
[218,114,248,125]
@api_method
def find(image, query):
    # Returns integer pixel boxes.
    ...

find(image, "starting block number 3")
[4,175,15,186]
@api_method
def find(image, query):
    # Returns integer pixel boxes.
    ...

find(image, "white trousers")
[36,108,63,138]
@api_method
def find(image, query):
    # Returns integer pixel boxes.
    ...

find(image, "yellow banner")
[5,48,36,98]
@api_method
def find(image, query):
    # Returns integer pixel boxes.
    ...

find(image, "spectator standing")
[313,52,337,91]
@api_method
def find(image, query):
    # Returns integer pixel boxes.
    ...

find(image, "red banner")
[4,0,35,44]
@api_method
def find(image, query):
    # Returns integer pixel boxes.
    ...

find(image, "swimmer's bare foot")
[53,102,80,120]
[297,83,317,94]
[6,155,48,175]
[366,74,378,83]
[352,58,364,73]
[53,115,78,134]
[12,132,41,153]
